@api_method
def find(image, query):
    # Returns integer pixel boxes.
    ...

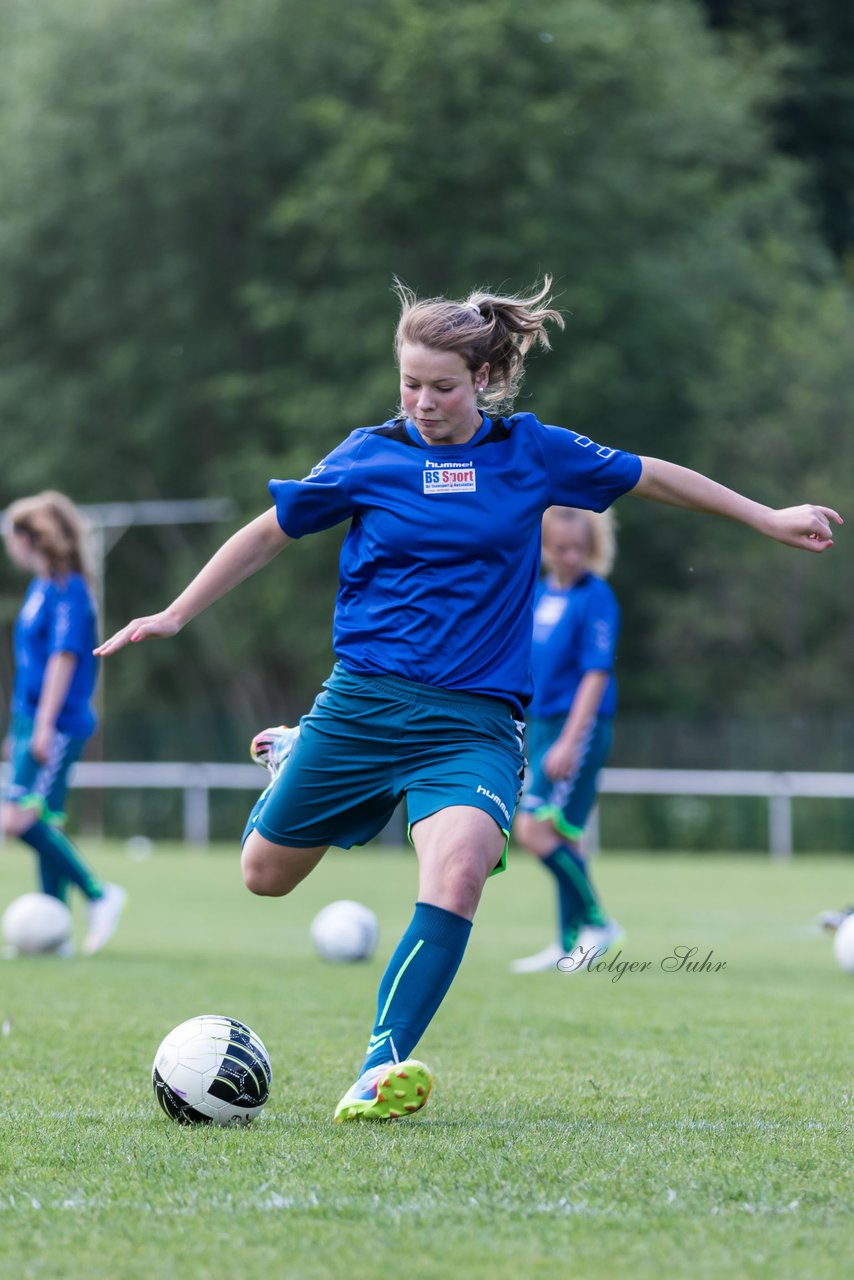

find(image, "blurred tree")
[0,0,851,756]
[700,0,854,259]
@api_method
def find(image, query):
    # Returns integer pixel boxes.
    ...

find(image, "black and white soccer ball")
[152,1014,272,1126]
[2,892,73,955]
[310,899,378,962]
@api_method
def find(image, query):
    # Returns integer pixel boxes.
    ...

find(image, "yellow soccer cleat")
[334,1059,433,1122]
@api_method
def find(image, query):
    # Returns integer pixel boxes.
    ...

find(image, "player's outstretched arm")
[631,457,842,552]
[94,509,291,657]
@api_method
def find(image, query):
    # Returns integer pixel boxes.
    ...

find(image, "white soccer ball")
[152,1014,272,1126]
[2,893,73,955]
[832,914,854,974]
[310,899,378,963]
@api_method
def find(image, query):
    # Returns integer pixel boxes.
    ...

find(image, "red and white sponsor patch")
[422,466,477,493]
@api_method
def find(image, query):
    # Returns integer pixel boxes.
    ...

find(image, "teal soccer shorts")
[519,713,613,840]
[4,714,88,823]
[245,665,526,872]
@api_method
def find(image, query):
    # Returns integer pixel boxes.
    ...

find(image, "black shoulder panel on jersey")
[474,417,515,446]
[371,420,422,447]
[372,416,516,448]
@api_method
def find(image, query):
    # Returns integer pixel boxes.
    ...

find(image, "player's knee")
[241,843,293,897]
[3,802,34,837]
[430,851,491,916]
[513,813,536,848]
[514,812,551,855]
[453,868,488,914]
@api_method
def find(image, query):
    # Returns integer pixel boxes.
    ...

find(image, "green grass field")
[1,841,852,1280]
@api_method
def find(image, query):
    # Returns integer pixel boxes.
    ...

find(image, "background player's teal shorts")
[519,713,613,840]
[245,664,526,873]
[3,713,88,823]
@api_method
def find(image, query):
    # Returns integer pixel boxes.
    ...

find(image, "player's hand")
[543,737,579,781]
[30,723,55,763]
[94,610,183,657]
[766,505,843,551]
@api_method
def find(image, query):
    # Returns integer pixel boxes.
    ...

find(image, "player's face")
[399,343,488,446]
[541,518,592,587]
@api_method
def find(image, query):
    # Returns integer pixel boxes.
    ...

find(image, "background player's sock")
[542,844,606,951]
[18,821,104,902]
[37,852,70,904]
[359,901,472,1075]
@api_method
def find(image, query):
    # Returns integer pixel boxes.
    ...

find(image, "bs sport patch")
[422,460,477,494]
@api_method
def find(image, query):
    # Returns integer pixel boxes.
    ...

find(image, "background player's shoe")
[250,725,299,779]
[818,907,854,933]
[509,942,566,973]
[82,884,127,955]
[575,919,624,956]
[334,1059,432,1122]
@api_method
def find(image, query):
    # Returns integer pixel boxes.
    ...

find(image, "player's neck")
[549,569,585,590]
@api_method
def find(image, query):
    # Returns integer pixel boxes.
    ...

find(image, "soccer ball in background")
[152,1014,272,1126]
[2,893,73,955]
[833,914,854,974]
[310,899,378,963]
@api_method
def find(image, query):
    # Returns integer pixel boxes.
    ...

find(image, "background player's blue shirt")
[528,573,620,718]
[12,574,98,737]
[270,412,641,713]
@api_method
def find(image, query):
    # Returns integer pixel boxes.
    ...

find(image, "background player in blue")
[3,491,126,954]
[512,506,623,974]
[96,276,841,1121]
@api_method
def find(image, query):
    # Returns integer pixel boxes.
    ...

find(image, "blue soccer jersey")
[12,574,99,737]
[528,574,620,718]
[270,412,641,712]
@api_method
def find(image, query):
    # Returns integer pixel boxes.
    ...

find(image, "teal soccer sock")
[542,844,606,951]
[37,856,70,904]
[19,821,103,902]
[359,902,472,1074]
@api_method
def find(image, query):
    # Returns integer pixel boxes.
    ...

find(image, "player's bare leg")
[241,831,328,897]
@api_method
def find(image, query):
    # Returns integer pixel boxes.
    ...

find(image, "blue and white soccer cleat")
[333,1059,433,1122]
[249,724,300,780]
[575,919,624,957]
[82,883,127,956]
[509,942,567,973]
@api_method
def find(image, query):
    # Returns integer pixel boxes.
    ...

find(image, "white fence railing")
[2,762,850,858]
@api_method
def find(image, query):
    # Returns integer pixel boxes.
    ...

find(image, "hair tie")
[463,301,482,317]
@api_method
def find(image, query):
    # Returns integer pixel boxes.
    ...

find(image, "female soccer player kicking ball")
[511,506,624,973]
[3,492,126,955]
[96,277,840,1120]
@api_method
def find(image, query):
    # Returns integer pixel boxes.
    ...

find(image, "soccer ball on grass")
[152,1014,272,1125]
[2,892,73,955]
[310,899,378,962]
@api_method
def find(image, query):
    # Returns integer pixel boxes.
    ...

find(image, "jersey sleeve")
[535,421,642,511]
[268,433,362,539]
[49,579,92,658]
[578,581,621,673]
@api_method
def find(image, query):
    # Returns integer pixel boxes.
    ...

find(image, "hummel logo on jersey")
[423,461,476,493]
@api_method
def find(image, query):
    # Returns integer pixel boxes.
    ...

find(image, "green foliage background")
[0,0,852,769]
